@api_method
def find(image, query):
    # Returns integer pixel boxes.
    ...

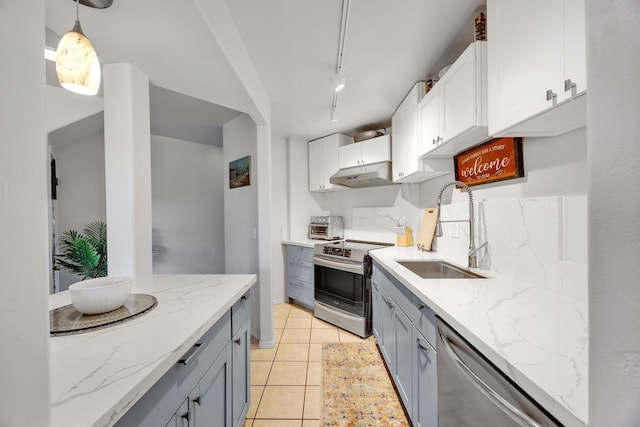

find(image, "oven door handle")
[314,256,364,275]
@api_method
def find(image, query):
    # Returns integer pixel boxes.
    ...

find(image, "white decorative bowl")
[69,276,133,315]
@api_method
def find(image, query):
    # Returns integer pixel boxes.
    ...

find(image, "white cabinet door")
[308,134,349,192]
[361,135,390,164]
[323,135,343,191]
[441,43,477,142]
[308,139,325,192]
[488,0,565,135]
[392,83,423,182]
[418,87,440,157]
[563,0,587,97]
[488,0,586,136]
[338,142,362,169]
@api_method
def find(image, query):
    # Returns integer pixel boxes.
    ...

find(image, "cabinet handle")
[564,78,577,96]
[235,337,242,345]
[382,296,394,310]
[432,138,437,145]
[192,396,201,406]
[416,303,424,310]
[241,294,248,301]
[178,343,203,365]
[546,89,557,103]
[417,340,430,353]
[181,410,191,422]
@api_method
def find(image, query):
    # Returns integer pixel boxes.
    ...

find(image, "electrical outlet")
[451,223,460,239]
[251,229,257,240]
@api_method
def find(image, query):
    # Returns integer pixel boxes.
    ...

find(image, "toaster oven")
[308,216,344,240]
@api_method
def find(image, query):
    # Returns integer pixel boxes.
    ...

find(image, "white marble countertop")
[49,274,257,427]
[370,246,587,427]
[281,236,328,248]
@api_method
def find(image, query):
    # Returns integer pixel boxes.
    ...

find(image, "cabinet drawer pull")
[234,337,242,345]
[192,396,201,406]
[546,89,557,103]
[416,303,425,310]
[382,296,394,310]
[181,410,191,422]
[564,78,577,96]
[417,341,430,353]
[241,294,248,301]
[178,343,202,365]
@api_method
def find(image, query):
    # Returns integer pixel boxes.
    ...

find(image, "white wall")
[587,2,640,426]
[151,136,225,274]
[53,132,107,290]
[223,114,260,334]
[270,134,288,303]
[0,1,51,425]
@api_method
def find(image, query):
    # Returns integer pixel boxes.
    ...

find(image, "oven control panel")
[323,246,351,258]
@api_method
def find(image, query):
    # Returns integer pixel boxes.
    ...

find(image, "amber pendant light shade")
[56,2,101,96]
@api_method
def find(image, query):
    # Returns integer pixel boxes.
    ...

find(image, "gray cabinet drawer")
[288,279,314,307]
[115,311,231,427]
[373,263,436,348]
[232,290,250,336]
[287,245,314,263]
[287,258,314,284]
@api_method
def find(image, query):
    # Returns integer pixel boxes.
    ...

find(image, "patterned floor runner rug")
[321,340,410,426]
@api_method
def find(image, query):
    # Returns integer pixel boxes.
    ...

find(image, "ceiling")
[45,0,484,144]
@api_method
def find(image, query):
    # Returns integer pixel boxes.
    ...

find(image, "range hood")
[329,161,397,188]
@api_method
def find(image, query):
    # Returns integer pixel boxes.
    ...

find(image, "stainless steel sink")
[396,260,487,279]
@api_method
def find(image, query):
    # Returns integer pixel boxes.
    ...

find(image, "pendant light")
[56,0,101,96]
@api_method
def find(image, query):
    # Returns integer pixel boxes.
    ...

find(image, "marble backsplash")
[347,206,402,243]
[285,196,587,302]
[432,195,587,301]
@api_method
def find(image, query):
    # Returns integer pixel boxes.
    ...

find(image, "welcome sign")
[454,137,524,186]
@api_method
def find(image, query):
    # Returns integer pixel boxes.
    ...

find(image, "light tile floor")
[244,302,367,427]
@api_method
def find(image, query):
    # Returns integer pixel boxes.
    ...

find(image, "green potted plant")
[56,221,107,280]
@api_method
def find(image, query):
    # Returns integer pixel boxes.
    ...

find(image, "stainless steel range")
[313,240,391,337]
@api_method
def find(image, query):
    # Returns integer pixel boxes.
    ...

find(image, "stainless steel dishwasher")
[436,318,563,427]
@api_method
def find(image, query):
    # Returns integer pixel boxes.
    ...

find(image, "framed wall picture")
[229,155,251,189]
[454,137,524,186]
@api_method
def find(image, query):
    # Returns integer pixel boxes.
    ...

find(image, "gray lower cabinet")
[186,345,232,427]
[231,320,250,427]
[413,330,437,427]
[393,305,414,414]
[372,263,437,427]
[286,245,314,309]
[115,290,251,427]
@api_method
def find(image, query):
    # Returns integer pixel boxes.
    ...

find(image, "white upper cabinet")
[417,86,441,157]
[339,135,390,169]
[419,41,489,158]
[308,133,350,192]
[488,0,587,136]
[392,82,424,182]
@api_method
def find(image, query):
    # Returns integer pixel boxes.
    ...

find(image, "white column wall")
[270,134,288,304]
[0,1,51,426]
[587,2,640,426]
[103,64,153,284]
[223,114,261,336]
[257,125,275,347]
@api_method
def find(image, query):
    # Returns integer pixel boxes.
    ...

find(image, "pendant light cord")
[76,0,80,22]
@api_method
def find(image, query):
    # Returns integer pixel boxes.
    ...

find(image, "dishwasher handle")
[437,326,543,427]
